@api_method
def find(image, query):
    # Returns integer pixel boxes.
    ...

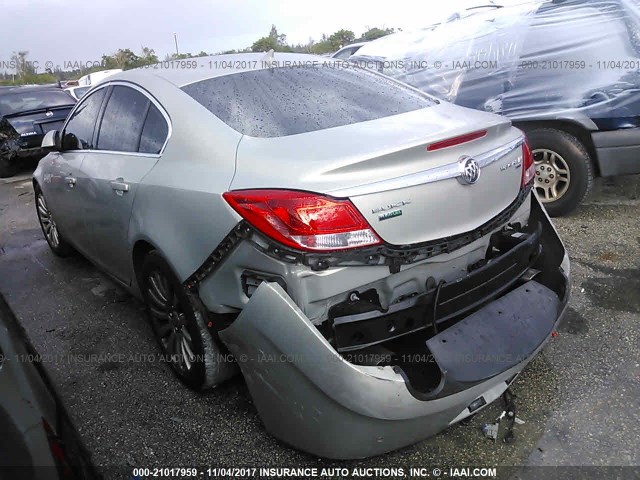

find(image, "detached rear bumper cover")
[218,196,570,459]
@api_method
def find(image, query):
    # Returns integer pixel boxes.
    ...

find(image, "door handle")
[110,179,130,195]
[64,176,77,187]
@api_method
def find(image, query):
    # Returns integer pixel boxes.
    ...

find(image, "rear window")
[0,90,75,116]
[181,65,435,138]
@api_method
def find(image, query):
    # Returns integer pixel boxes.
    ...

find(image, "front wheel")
[140,251,237,390]
[526,128,594,216]
[35,186,74,257]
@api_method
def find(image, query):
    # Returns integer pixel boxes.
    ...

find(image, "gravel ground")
[0,168,638,479]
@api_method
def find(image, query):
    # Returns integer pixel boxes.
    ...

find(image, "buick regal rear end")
[33,54,570,460]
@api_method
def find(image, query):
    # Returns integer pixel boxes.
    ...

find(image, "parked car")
[77,69,122,87]
[331,41,368,59]
[33,53,570,459]
[353,0,640,215]
[64,85,91,101]
[0,294,99,479]
[0,86,76,177]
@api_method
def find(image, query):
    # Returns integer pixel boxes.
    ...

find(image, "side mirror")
[41,130,60,151]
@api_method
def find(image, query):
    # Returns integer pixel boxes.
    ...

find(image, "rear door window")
[181,65,435,138]
[96,86,150,152]
[139,103,169,154]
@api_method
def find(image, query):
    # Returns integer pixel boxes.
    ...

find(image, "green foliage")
[309,41,334,55]
[359,27,395,42]
[328,29,356,50]
[252,25,294,52]
[217,48,252,54]
[0,72,58,86]
[0,24,399,86]
[0,50,60,85]
[251,36,278,52]
[100,46,159,69]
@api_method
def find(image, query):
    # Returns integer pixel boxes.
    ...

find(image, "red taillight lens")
[426,130,487,151]
[223,190,382,252]
[522,140,535,187]
[42,418,73,479]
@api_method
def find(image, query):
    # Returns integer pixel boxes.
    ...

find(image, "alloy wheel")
[533,148,571,202]
[145,270,197,373]
[36,193,60,248]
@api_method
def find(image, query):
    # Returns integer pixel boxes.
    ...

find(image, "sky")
[0,0,483,73]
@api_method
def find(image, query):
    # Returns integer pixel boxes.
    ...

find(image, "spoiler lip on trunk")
[327,136,523,198]
[2,105,75,119]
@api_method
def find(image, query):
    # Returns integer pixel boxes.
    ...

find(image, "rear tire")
[140,251,237,390]
[34,185,75,257]
[526,128,594,217]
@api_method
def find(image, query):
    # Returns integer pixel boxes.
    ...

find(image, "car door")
[76,83,169,284]
[44,87,108,254]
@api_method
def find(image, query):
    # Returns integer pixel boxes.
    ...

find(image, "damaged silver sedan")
[33,53,570,459]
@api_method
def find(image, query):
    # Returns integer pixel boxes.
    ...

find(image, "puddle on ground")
[557,307,589,334]
[578,261,640,314]
[582,276,640,313]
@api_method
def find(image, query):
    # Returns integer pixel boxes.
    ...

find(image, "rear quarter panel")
[124,73,244,283]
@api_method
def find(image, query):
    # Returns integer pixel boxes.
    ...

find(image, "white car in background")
[331,41,368,59]
[64,85,91,101]
[77,69,122,87]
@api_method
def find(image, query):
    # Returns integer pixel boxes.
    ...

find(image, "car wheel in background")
[34,185,75,257]
[140,251,237,390]
[526,128,594,216]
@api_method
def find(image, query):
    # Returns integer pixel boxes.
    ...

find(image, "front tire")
[526,128,594,216]
[140,251,237,390]
[35,186,75,257]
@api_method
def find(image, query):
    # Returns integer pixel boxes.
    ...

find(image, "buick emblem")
[458,156,481,185]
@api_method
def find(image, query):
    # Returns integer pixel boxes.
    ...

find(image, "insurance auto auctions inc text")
[197,466,497,478]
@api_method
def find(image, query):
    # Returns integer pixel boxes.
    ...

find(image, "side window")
[334,47,357,59]
[97,86,150,152]
[139,103,169,154]
[62,88,107,150]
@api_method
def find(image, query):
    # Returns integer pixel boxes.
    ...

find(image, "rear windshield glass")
[0,90,75,116]
[181,65,435,138]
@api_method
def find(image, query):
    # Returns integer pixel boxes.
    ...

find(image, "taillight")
[42,418,73,479]
[426,130,487,151]
[223,190,382,252]
[521,140,535,187]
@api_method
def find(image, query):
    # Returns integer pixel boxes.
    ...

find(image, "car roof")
[108,52,342,88]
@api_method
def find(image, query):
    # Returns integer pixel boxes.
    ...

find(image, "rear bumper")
[219,195,570,459]
[592,128,640,177]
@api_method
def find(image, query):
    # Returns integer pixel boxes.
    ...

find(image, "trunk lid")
[5,107,72,149]
[231,103,524,245]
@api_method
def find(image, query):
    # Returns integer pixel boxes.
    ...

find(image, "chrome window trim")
[328,136,524,198]
[60,80,172,155]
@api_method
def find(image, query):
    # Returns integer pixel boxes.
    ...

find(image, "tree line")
[0,25,396,86]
